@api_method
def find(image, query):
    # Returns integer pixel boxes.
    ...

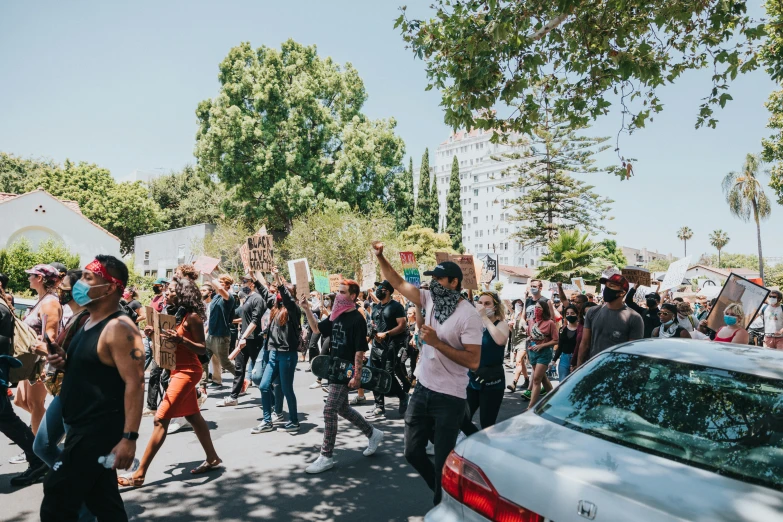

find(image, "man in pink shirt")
[373,241,483,505]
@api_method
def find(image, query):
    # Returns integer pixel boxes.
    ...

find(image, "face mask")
[770,298,779,306]
[324,299,331,307]
[724,315,738,326]
[375,288,387,300]
[59,289,73,306]
[232,285,240,293]
[534,307,543,321]
[153,286,162,295]
[242,285,251,294]
[72,279,111,307]
[276,293,283,304]
[602,287,621,303]
[530,287,540,295]
[514,304,523,313]
[565,315,578,324]
[646,299,657,309]
[663,319,675,328]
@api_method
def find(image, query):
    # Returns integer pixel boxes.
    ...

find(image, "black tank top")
[61,310,126,434]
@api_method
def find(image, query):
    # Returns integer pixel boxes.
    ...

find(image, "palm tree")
[676,226,693,257]
[708,230,730,267]
[723,153,772,283]
[536,228,608,283]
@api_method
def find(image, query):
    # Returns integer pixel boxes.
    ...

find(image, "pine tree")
[393,157,415,232]
[445,156,464,252]
[413,149,431,228]
[428,162,440,231]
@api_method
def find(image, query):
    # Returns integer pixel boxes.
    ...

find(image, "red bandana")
[85,259,125,292]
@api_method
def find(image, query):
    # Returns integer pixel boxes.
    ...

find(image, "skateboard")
[311,355,392,395]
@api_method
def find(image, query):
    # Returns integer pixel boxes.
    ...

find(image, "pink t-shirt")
[415,289,484,399]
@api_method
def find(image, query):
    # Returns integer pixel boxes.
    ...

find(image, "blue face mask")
[724,315,738,326]
[72,279,110,307]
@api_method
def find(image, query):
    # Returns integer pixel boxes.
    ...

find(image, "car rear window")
[538,352,783,490]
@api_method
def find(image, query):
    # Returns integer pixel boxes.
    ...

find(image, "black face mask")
[375,288,387,300]
[646,299,658,309]
[565,315,578,324]
[153,286,162,295]
[603,287,621,303]
[59,290,73,305]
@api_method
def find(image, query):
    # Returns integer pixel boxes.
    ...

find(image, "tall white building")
[413,129,546,268]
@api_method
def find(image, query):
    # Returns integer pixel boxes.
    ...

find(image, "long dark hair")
[174,277,206,321]
[537,297,551,321]
[561,304,579,331]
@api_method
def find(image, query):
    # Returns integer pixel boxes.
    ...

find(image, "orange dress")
[157,320,203,420]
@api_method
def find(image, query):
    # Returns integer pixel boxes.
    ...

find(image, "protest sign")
[477,253,498,283]
[329,273,343,293]
[660,256,691,292]
[435,252,450,265]
[622,266,652,287]
[451,254,478,290]
[238,243,251,274]
[707,273,770,331]
[400,252,421,288]
[247,234,274,272]
[287,258,311,286]
[571,277,585,293]
[144,306,176,370]
[361,260,376,291]
[293,260,310,301]
[312,269,330,294]
[193,255,221,275]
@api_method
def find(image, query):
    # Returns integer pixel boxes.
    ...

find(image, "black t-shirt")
[318,310,367,361]
[372,300,406,339]
[127,300,142,313]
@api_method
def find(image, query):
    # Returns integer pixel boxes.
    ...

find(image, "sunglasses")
[657,311,672,317]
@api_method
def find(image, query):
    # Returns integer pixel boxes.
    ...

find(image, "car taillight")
[442,450,543,522]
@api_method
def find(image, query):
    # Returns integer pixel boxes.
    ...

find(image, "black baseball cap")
[375,280,394,293]
[645,292,661,302]
[423,261,463,281]
[50,262,67,275]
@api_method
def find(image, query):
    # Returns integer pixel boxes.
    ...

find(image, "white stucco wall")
[0,191,122,266]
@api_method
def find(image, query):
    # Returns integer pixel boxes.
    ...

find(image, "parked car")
[426,339,783,522]
[12,297,36,319]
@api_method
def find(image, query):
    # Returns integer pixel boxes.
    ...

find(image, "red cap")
[600,273,629,292]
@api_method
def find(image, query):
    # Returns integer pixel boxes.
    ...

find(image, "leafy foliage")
[427,156,441,231]
[413,149,433,229]
[391,157,415,232]
[761,0,783,204]
[536,228,608,283]
[194,40,405,232]
[0,238,79,292]
[698,252,763,271]
[646,258,673,272]
[191,220,255,279]
[397,1,765,154]
[676,226,694,257]
[708,229,730,266]
[397,224,457,276]
[445,156,465,252]
[600,239,628,269]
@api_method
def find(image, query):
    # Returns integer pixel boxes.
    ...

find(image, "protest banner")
[287,258,311,286]
[477,253,499,283]
[435,252,450,265]
[238,243,251,274]
[193,255,221,275]
[361,260,376,291]
[707,273,770,331]
[247,233,274,272]
[144,306,176,370]
[312,269,330,294]
[451,254,478,290]
[571,277,584,293]
[660,256,691,292]
[622,266,652,287]
[400,252,421,288]
[329,273,343,293]
[292,260,310,301]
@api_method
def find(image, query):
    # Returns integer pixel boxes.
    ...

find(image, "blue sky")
[1,1,780,260]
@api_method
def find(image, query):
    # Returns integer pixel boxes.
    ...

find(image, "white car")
[426,339,783,522]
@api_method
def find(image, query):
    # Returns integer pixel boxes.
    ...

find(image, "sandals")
[191,458,222,475]
[117,475,145,488]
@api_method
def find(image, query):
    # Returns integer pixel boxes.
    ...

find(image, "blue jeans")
[252,348,283,414]
[558,353,571,380]
[260,350,298,424]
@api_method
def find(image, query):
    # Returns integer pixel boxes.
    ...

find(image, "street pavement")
[0,361,532,521]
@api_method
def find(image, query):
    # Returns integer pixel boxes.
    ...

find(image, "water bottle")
[98,454,140,472]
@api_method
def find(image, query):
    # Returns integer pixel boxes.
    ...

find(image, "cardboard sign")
[247,234,274,272]
[706,273,770,331]
[144,306,176,370]
[477,253,498,283]
[622,266,652,287]
[361,261,376,291]
[193,255,221,275]
[400,251,421,288]
[435,252,450,265]
[287,258,311,287]
[451,254,478,290]
[238,243,251,274]
[293,260,310,301]
[329,273,343,293]
[571,277,585,293]
[312,269,330,294]
[660,256,691,292]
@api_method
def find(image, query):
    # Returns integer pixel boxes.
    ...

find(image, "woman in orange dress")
[118,278,221,487]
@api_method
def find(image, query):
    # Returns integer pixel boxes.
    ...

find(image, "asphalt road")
[1,361,533,522]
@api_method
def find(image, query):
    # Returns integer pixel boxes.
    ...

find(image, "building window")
[474,203,478,210]
[177,245,186,265]
[473,217,478,224]
[166,269,173,278]
[143,250,150,265]
[473,189,479,196]
[474,175,479,182]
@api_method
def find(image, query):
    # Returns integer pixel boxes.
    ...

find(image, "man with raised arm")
[372,242,483,505]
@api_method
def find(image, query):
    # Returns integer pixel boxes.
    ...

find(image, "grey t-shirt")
[584,304,644,358]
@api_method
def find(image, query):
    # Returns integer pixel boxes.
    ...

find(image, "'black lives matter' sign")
[247,234,274,272]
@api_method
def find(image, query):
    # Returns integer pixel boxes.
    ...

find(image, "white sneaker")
[167,419,191,434]
[305,454,335,474]
[142,407,156,417]
[426,441,435,456]
[272,412,284,423]
[363,428,384,456]
[9,452,26,464]
[216,397,238,407]
[309,380,322,389]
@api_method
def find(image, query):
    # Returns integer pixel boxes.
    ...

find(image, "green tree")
[503,108,614,248]
[767,262,783,288]
[392,157,415,233]
[194,40,405,232]
[722,153,772,283]
[600,240,628,269]
[761,0,783,204]
[676,226,694,257]
[700,252,764,272]
[191,220,255,279]
[413,149,432,228]
[397,224,456,275]
[708,230,730,266]
[397,2,764,147]
[445,156,464,252]
[647,258,673,272]
[536,228,608,283]
[427,158,441,231]
[0,238,79,292]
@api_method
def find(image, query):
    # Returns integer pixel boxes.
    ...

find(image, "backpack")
[0,300,43,385]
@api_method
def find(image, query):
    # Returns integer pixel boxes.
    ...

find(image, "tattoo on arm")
[127,335,134,342]
[129,347,144,361]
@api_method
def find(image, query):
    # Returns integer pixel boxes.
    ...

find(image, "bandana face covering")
[330,293,356,321]
[429,279,461,324]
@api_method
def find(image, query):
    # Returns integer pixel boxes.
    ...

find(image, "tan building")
[622,246,675,267]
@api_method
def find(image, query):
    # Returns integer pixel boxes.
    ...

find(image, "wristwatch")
[122,431,139,441]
